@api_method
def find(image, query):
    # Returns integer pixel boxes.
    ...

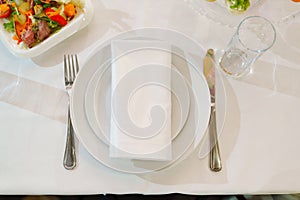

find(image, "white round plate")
[71,28,224,173]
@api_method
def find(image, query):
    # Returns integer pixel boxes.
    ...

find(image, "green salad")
[225,0,250,14]
[0,0,83,48]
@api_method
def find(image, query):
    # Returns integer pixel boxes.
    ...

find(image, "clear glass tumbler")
[219,16,276,78]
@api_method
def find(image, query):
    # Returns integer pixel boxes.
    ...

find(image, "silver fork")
[63,54,79,170]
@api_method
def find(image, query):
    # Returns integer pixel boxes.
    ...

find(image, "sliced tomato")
[0,4,11,18]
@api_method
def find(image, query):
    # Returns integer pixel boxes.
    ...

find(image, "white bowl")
[0,0,94,58]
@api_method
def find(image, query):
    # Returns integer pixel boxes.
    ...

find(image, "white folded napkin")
[109,40,172,161]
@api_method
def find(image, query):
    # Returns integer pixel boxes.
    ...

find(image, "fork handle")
[209,106,222,172]
[63,106,76,170]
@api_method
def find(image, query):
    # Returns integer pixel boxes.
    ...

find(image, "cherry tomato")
[0,4,11,18]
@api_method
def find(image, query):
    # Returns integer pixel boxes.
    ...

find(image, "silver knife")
[203,49,222,172]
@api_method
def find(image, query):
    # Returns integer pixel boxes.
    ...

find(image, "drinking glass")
[219,16,276,78]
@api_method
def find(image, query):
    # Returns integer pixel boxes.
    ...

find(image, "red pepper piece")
[44,7,67,26]
[50,14,67,26]
[44,7,55,14]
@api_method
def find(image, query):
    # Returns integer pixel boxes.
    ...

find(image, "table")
[1,0,300,195]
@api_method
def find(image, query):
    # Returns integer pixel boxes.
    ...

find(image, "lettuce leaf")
[3,21,15,32]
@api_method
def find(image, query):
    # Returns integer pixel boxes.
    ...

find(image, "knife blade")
[203,49,222,172]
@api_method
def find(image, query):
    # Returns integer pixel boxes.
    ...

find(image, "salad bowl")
[0,0,93,58]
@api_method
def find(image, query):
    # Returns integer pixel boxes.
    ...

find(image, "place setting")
[67,14,278,175]
[69,28,228,174]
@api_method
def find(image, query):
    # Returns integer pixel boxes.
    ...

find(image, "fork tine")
[74,54,79,75]
[64,55,69,83]
[69,54,75,84]
[70,55,79,82]
[69,55,74,83]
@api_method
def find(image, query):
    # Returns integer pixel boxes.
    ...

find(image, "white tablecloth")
[1,0,300,195]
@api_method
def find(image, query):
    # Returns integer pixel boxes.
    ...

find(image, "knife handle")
[209,106,222,172]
